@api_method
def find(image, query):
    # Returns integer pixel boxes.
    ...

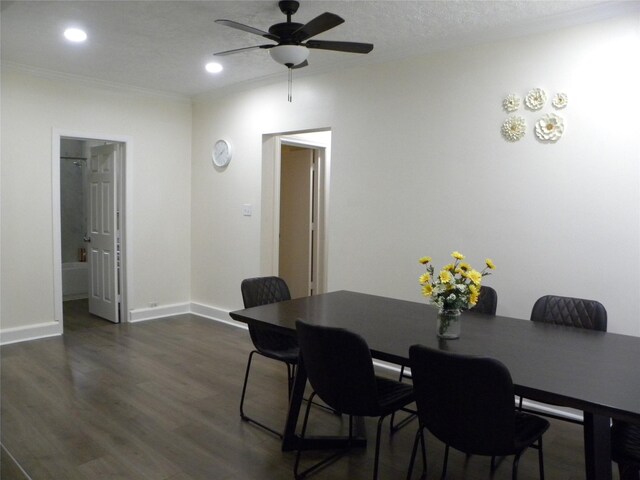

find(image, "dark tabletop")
[230,290,640,424]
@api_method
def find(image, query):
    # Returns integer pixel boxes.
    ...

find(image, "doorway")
[53,131,131,327]
[261,130,330,297]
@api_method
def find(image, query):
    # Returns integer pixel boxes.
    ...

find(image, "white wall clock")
[212,139,232,168]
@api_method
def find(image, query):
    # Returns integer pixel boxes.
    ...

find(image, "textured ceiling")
[1,1,638,97]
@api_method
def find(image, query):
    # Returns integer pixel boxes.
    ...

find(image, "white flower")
[447,293,457,302]
[535,113,565,142]
[552,92,568,109]
[501,115,526,142]
[525,88,547,110]
[503,94,521,112]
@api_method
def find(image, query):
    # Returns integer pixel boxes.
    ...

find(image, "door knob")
[83,235,91,242]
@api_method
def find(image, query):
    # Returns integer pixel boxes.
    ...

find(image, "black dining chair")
[612,420,640,480]
[469,285,498,316]
[530,294,607,331]
[390,285,498,432]
[519,294,608,418]
[294,320,414,480]
[407,344,549,480]
[239,276,297,437]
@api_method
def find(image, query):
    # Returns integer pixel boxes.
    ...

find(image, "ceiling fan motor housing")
[279,1,300,17]
[269,22,305,42]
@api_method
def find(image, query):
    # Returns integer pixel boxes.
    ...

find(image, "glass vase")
[437,308,461,339]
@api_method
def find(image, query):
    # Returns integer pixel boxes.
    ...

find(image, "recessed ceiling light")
[64,28,87,43]
[205,62,223,74]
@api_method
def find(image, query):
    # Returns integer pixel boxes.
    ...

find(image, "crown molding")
[1,61,192,104]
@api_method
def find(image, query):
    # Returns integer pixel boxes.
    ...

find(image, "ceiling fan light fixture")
[269,45,309,67]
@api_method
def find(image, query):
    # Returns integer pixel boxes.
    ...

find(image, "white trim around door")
[52,129,133,326]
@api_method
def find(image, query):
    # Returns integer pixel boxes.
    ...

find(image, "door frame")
[52,129,133,325]
[261,130,330,295]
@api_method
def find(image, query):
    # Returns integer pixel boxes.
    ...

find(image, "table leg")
[281,358,367,452]
[583,412,612,480]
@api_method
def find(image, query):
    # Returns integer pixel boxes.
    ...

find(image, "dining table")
[229,290,640,480]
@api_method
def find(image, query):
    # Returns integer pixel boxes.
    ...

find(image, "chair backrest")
[612,420,640,464]
[409,344,517,456]
[241,276,291,308]
[296,320,381,416]
[469,285,498,315]
[241,277,294,351]
[530,295,607,332]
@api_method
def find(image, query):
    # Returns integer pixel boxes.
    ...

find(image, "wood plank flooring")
[1,300,618,479]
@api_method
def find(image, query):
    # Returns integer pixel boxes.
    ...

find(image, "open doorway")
[261,130,330,297]
[53,132,131,329]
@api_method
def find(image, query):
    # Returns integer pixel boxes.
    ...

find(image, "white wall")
[1,68,192,338]
[192,13,640,335]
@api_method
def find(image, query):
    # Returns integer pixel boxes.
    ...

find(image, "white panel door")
[87,144,118,323]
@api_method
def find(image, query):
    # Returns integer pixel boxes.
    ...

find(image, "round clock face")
[212,139,232,167]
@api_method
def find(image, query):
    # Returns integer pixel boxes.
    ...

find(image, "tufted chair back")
[530,295,607,332]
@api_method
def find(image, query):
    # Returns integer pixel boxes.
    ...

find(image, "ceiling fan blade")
[291,60,309,69]
[213,44,274,56]
[305,40,374,54]
[291,12,344,42]
[215,19,280,42]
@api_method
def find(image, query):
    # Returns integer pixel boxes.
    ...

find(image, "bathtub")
[62,261,88,299]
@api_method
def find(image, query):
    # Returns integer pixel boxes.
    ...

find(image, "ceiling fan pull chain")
[288,67,293,102]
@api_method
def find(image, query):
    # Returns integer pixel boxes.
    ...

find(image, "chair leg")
[294,393,352,480]
[294,392,317,479]
[239,350,255,420]
[239,350,285,438]
[373,415,386,480]
[441,444,450,479]
[390,366,417,433]
[512,452,521,480]
[618,462,640,480]
[407,426,427,480]
[537,437,545,480]
[286,363,295,397]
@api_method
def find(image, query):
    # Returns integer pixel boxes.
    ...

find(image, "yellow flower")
[439,270,452,283]
[469,284,478,295]
[419,256,432,265]
[421,284,433,297]
[418,273,430,285]
[452,251,465,260]
[485,258,496,270]
[443,263,455,272]
[470,290,479,305]
[459,262,471,271]
[468,269,482,286]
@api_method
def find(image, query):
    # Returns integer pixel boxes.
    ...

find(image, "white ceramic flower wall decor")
[503,94,521,112]
[535,113,565,142]
[552,92,568,109]
[525,88,547,110]
[501,115,526,142]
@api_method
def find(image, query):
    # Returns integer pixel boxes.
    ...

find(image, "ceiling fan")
[213,0,374,70]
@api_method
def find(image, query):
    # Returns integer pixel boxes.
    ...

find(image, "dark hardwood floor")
[1,299,617,479]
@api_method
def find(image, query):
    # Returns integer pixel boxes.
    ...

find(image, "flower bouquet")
[419,251,495,338]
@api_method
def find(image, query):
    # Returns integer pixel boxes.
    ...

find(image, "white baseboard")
[128,302,191,322]
[0,321,63,345]
[520,399,583,422]
[190,302,247,330]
